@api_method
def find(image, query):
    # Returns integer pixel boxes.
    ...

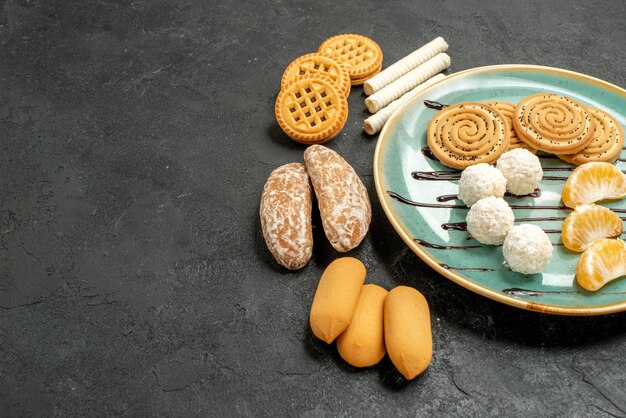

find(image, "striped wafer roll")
[363,37,448,96]
[363,73,446,135]
[365,53,451,114]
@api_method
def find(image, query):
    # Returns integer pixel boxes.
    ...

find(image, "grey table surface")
[1,0,626,416]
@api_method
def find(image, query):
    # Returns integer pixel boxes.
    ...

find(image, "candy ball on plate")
[503,224,553,274]
[458,163,507,207]
[466,197,515,245]
[496,148,543,196]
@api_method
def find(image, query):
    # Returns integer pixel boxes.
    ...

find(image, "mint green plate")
[374,64,626,315]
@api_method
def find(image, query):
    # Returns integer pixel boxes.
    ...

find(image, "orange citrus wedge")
[561,204,623,252]
[561,162,626,208]
[576,238,626,291]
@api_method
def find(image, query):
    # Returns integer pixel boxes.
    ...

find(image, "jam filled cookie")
[275,74,348,144]
[318,34,383,84]
[427,102,510,169]
[513,93,593,155]
[281,53,351,97]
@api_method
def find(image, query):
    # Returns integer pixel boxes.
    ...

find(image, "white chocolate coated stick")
[365,53,451,114]
[363,37,448,96]
[363,73,446,135]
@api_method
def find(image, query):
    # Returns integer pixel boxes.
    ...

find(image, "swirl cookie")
[513,93,593,154]
[275,74,348,144]
[486,101,536,153]
[318,34,383,83]
[558,107,624,165]
[281,53,351,97]
[427,102,510,169]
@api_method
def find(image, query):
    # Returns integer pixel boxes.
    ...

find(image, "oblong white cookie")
[260,163,313,269]
[304,145,371,252]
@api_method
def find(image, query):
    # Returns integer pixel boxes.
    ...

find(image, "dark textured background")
[1,0,625,416]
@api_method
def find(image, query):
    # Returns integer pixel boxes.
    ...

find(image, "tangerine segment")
[561,204,623,252]
[561,162,626,208]
[576,239,626,291]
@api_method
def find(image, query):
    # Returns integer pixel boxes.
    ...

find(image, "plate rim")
[373,63,626,316]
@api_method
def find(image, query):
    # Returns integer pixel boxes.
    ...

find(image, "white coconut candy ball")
[503,224,553,275]
[458,163,507,207]
[496,148,543,196]
[466,197,515,245]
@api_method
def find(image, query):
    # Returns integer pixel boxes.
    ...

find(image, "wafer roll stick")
[363,37,448,96]
[365,53,451,114]
[363,73,446,135]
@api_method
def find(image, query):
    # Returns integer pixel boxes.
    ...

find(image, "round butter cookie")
[427,102,510,169]
[558,107,624,165]
[486,101,536,153]
[281,53,351,96]
[513,93,593,155]
[349,62,382,86]
[275,74,348,144]
[318,34,383,82]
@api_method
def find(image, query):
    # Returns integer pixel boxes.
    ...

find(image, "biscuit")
[304,144,371,252]
[349,62,382,86]
[558,107,624,165]
[336,284,387,368]
[427,102,510,169]
[309,257,366,344]
[513,93,593,154]
[275,74,348,144]
[318,34,383,82]
[384,286,432,380]
[259,163,313,270]
[281,53,351,97]
[486,101,536,153]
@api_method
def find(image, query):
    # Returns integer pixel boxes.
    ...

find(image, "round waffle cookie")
[281,53,351,97]
[275,74,348,144]
[486,101,536,154]
[558,107,624,165]
[513,93,593,155]
[349,62,382,86]
[318,34,383,83]
[427,102,510,170]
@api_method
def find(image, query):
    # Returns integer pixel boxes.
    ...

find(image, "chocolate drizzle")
[389,190,572,211]
[415,239,480,250]
[424,100,449,110]
[437,189,542,202]
[440,264,495,272]
[503,288,580,297]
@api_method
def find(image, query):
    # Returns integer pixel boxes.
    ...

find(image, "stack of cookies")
[275,34,383,144]
[427,93,624,169]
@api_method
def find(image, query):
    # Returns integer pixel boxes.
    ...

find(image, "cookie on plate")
[427,102,510,169]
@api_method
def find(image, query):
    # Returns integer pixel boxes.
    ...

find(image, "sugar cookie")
[318,34,383,82]
[281,53,351,97]
[558,107,624,165]
[275,74,348,144]
[486,101,536,153]
[513,93,593,154]
[427,102,510,169]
